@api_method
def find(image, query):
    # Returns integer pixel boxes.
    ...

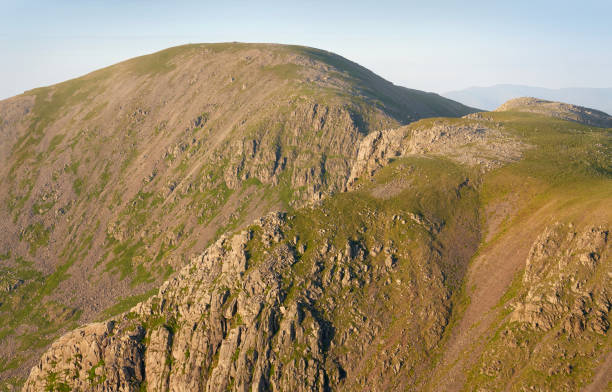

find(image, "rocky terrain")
[1,43,611,391]
[496,97,612,128]
[346,117,525,189]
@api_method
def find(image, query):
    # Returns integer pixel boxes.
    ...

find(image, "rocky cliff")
[346,116,525,189]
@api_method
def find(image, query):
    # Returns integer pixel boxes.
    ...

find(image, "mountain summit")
[444,84,612,115]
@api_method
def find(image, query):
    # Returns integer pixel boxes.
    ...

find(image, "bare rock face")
[496,97,612,128]
[346,119,525,189]
[471,223,611,391]
[346,128,404,189]
[24,321,145,391]
[23,212,328,391]
[221,102,369,205]
[510,224,610,333]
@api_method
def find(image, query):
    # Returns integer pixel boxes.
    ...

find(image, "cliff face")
[346,116,525,189]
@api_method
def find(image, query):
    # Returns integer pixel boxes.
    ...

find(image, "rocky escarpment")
[25,213,322,392]
[496,97,612,128]
[467,223,611,391]
[24,150,481,392]
[219,101,371,204]
[346,118,525,189]
[25,215,326,391]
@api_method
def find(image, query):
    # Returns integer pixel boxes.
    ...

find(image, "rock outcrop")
[24,213,330,391]
[347,118,525,189]
[511,224,610,334]
[470,223,611,391]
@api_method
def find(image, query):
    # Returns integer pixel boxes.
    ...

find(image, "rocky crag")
[346,117,525,189]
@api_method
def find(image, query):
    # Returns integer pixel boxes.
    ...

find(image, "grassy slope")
[468,113,610,391]
[282,111,611,390]
[424,111,611,391]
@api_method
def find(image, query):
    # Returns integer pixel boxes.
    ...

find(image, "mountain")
[0,43,476,389]
[444,84,612,115]
[2,43,611,392]
[22,99,612,391]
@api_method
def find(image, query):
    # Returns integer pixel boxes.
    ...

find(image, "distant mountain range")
[444,84,612,114]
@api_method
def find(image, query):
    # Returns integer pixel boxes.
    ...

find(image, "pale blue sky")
[1,0,611,99]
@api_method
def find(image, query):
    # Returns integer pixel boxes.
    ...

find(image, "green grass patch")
[73,177,84,196]
[105,240,145,280]
[47,134,65,153]
[21,222,51,255]
[99,288,157,320]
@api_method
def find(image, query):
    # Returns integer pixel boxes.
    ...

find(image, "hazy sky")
[1,0,611,100]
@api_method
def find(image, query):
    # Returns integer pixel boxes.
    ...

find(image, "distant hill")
[444,84,612,115]
[495,97,612,128]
